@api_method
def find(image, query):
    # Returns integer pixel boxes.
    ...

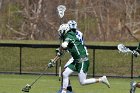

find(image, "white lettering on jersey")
[76,30,88,55]
[76,30,84,44]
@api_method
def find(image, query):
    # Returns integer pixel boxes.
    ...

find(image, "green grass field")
[0,74,139,93]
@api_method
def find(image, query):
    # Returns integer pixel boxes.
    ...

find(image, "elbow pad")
[61,42,68,48]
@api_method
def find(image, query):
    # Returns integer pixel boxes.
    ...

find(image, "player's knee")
[62,71,68,78]
[79,80,85,85]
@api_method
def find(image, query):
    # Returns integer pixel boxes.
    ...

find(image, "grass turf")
[0,74,139,93]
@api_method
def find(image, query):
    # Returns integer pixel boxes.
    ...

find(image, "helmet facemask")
[58,24,70,39]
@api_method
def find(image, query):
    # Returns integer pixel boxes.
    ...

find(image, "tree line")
[0,0,140,41]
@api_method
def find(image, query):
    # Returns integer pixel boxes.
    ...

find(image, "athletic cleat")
[57,89,73,93]
[130,81,136,93]
[67,86,72,92]
[101,76,110,88]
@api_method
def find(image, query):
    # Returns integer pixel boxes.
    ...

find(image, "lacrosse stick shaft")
[57,5,66,81]
[30,67,48,86]
[21,67,48,92]
[54,55,61,81]
[21,67,48,93]
[53,55,60,63]
[29,55,60,87]
[57,5,63,81]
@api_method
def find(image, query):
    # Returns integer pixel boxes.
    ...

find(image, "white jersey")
[76,30,84,44]
[76,30,88,56]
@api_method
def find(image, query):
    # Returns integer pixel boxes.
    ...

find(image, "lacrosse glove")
[56,48,63,57]
[133,49,140,57]
[48,59,55,68]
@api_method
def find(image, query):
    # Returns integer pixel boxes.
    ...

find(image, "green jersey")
[63,31,87,60]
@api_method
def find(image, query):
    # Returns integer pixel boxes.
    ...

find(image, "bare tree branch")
[6,24,26,36]
[0,0,3,9]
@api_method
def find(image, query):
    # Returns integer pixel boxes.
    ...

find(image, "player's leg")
[61,67,73,93]
[78,71,99,84]
[67,80,73,92]
[78,71,110,88]
[64,57,74,92]
[78,60,110,88]
[130,81,137,93]
[60,72,73,92]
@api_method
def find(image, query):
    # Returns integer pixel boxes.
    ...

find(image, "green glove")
[48,59,55,68]
[56,48,63,57]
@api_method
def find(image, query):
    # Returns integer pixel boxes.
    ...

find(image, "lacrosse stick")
[57,5,66,18]
[117,44,133,54]
[117,44,140,56]
[22,55,60,92]
[57,5,66,81]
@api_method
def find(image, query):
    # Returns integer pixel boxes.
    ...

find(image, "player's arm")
[47,55,60,68]
[48,42,68,68]
[55,40,69,56]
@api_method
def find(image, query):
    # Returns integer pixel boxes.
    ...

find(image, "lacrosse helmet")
[58,24,70,37]
[67,20,77,29]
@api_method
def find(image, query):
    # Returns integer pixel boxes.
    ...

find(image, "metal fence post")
[20,47,22,74]
[93,49,95,77]
[131,54,134,79]
[56,61,58,76]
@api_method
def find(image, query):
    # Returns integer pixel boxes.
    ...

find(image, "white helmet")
[67,20,77,29]
[58,24,70,37]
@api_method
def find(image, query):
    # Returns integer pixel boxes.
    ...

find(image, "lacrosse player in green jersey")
[59,20,88,93]
[56,23,110,93]
[57,20,81,93]
[130,42,140,93]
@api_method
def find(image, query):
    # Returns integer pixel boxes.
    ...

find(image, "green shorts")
[67,60,89,73]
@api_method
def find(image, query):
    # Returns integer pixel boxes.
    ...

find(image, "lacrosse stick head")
[22,84,31,92]
[118,44,125,52]
[117,44,132,53]
[57,5,66,18]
